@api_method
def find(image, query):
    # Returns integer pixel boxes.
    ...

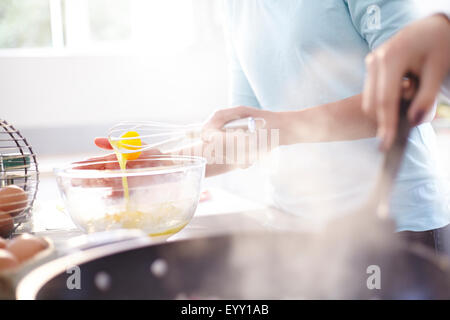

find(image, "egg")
[0,212,14,238]
[0,249,19,271]
[0,185,28,217]
[0,237,7,249]
[117,131,142,161]
[7,234,47,263]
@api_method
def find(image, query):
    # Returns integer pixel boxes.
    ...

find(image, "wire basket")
[0,119,39,237]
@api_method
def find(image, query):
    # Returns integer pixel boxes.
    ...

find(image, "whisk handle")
[223,117,262,133]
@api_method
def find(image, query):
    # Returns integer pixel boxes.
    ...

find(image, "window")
[88,0,131,42]
[0,0,223,51]
[0,0,52,48]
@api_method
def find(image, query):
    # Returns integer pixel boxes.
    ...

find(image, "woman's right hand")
[200,106,282,176]
[75,104,280,181]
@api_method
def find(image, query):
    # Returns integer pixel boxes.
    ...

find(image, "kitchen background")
[1,0,450,209]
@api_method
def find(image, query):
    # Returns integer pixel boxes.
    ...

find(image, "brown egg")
[7,234,47,263]
[0,212,14,238]
[0,237,7,249]
[0,249,19,271]
[0,185,28,217]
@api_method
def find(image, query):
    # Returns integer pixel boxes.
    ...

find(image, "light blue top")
[223,0,450,231]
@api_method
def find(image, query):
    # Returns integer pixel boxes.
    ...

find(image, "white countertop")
[27,173,307,252]
[26,129,450,252]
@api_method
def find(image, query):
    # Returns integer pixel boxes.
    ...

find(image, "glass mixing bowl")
[54,156,206,238]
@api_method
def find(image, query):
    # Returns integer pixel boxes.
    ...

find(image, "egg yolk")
[109,131,142,211]
[109,131,142,208]
[115,131,142,161]
[105,131,188,238]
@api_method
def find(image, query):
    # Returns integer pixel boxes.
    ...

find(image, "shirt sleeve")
[222,1,261,108]
[344,0,418,50]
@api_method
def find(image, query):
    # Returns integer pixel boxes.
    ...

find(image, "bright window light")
[0,0,221,52]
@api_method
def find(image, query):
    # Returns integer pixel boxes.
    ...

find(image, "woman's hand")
[362,14,450,151]
[202,106,266,135]
[76,106,281,180]
[200,106,282,176]
[202,105,282,143]
[71,138,167,195]
[74,137,163,170]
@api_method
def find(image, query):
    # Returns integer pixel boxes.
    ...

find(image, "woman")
[94,1,449,251]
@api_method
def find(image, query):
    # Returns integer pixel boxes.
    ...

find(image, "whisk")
[108,117,265,154]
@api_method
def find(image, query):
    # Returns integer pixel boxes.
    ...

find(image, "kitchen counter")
[27,173,314,254]
[23,136,450,255]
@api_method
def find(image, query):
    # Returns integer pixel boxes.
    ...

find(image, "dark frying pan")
[17,75,450,299]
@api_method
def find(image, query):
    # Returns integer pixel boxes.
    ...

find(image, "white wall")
[0,43,229,155]
[0,45,228,129]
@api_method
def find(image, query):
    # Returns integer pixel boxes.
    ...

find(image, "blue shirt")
[223,0,450,231]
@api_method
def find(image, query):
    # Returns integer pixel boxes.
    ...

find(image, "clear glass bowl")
[54,156,205,238]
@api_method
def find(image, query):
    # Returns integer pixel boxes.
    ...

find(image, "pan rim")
[16,237,158,300]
